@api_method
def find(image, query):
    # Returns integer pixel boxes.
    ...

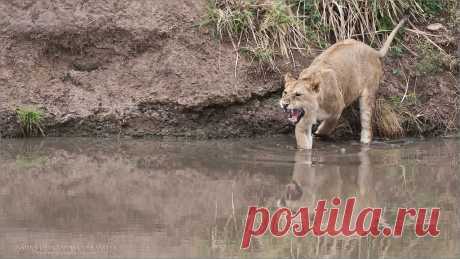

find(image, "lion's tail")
[378,17,408,58]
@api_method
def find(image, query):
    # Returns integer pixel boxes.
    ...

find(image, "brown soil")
[0,0,458,139]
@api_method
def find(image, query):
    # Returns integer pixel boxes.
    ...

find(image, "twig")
[218,42,222,71]
[234,31,243,78]
[234,51,240,78]
[400,67,410,104]
[405,28,443,38]
[400,42,418,57]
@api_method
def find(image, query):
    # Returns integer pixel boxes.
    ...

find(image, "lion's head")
[279,72,321,125]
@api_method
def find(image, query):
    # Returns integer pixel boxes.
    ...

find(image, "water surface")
[0,137,459,258]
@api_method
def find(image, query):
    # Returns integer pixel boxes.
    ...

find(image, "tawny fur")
[280,18,407,149]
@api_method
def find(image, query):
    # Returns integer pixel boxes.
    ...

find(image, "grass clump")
[389,42,405,58]
[417,0,446,17]
[388,92,418,107]
[260,1,309,58]
[372,92,431,139]
[416,46,441,74]
[386,92,428,136]
[16,107,45,137]
[206,2,254,38]
[415,42,458,76]
[290,0,438,43]
[240,45,277,73]
[203,0,311,68]
[373,99,404,138]
[203,0,450,70]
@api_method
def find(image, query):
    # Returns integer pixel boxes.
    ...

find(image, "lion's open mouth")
[284,108,305,124]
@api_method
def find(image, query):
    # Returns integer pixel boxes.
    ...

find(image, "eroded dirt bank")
[0,0,288,138]
[0,0,458,138]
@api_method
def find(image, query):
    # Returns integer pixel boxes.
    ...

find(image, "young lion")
[280,18,407,149]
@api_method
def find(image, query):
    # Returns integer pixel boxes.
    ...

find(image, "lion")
[280,18,407,149]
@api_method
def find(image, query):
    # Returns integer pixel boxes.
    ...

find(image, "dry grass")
[204,0,311,66]
[260,1,310,59]
[203,0,452,69]
[203,0,313,71]
[293,0,457,42]
[373,99,405,138]
[240,45,278,74]
[296,0,423,43]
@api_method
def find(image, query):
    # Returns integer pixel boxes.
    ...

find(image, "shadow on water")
[0,137,458,258]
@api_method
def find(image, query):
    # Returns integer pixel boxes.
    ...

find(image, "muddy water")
[0,137,458,258]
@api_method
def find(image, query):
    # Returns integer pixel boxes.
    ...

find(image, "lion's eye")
[283,91,287,96]
[295,92,302,97]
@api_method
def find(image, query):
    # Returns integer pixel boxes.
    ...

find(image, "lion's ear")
[311,70,328,93]
[284,73,295,85]
[312,81,320,93]
[311,72,322,93]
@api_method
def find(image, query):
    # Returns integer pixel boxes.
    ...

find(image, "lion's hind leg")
[315,115,340,137]
[359,89,376,144]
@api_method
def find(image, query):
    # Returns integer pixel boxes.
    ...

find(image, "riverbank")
[0,1,458,139]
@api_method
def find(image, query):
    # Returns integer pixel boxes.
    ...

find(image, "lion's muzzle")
[283,108,305,125]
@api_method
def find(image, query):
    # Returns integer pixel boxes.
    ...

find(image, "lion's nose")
[282,103,289,112]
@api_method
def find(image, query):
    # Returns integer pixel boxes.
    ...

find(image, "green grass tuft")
[389,42,405,58]
[414,42,443,76]
[16,107,45,137]
[417,0,444,16]
[241,45,277,74]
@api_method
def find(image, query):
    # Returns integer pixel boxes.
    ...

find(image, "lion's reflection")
[279,147,376,210]
[277,146,389,257]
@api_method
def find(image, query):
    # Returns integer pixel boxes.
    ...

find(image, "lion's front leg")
[295,123,313,149]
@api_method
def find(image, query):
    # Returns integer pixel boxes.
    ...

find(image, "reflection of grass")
[205,192,452,257]
[209,207,346,257]
[15,154,48,169]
